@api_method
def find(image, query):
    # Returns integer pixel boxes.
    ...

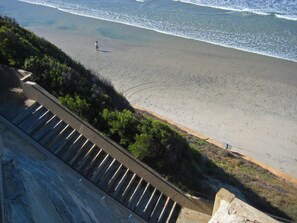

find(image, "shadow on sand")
[98,50,111,53]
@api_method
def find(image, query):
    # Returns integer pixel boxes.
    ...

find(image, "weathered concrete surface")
[0,119,145,223]
[0,64,32,223]
[0,65,34,119]
[209,189,279,223]
[176,207,211,223]
[212,188,236,215]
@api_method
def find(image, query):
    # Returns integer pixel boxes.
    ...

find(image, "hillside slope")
[0,15,201,189]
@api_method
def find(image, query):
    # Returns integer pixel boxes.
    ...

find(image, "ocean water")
[18,0,297,61]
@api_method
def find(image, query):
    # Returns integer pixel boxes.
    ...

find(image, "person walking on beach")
[95,41,99,51]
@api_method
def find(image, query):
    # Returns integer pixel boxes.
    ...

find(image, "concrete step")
[166,202,180,223]
[17,104,43,126]
[166,203,181,223]
[78,146,104,175]
[68,140,93,167]
[39,121,66,145]
[149,194,166,223]
[53,130,80,155]
[89,154,111,182]
[142,190,162,220]
[113,172,135,199]
[131,182,150,211]
[18,106,47,130]
[32,116,60,141]
[27,112,55,135]
[106,165,125,193]
[134,184,153,215]
[121,176,141,203]
[109,168,131,195]
[127,179,146,210]
[157,197,172,223]
[97,160,121,190]
[12,103,40,125]
[47,126,75,152]
[60,135,87,162]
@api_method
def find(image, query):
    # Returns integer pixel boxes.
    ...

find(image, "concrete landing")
[0,120,145,223]
[209,189,279,223]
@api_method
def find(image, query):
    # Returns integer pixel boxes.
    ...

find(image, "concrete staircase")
[11,103,181,223]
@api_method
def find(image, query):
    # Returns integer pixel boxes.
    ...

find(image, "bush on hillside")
[102,109,139,147]
[25,56,72,96]
[136,118,186,171]
[0,15,201,191]
[0,22,39,67]
[59,94,90,119]
[101,108,187,173]
[128,133,154,160]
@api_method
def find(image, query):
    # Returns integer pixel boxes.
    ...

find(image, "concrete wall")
[209,188,279,223]
[177,207,211,223]
[20,79,213,215]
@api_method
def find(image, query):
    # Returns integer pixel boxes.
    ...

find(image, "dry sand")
[2,0,297,178]
[31,25,297,179]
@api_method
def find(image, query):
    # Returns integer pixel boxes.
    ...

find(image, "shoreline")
[17,0,297,63]
[133,104,297,187]
[2,0,297,179]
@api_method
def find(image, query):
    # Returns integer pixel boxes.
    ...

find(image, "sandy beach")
[1,0,297,178]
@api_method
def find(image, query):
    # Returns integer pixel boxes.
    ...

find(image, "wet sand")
[1,0,297,178]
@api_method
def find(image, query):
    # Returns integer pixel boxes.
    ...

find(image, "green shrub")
[131,117,186,172]
[25,56,73,95]
[59,94,90,119]
[0,26,39,67]
[102,109,139,147]
[128,133,154,160]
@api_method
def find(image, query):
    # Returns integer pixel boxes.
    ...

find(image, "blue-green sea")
[7,0,297,61]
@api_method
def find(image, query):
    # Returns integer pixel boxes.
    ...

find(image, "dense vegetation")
[0,15,201,185]
[1,16,296,221]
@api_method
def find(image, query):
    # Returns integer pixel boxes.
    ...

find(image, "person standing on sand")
[95,41,99,51]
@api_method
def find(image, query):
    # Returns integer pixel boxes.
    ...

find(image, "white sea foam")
[43,9,297,62]
[19,0,58,9]
[17,0,297,63]
[240,9,270,16]
[275,14,297,21]
[174,0,297,21]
